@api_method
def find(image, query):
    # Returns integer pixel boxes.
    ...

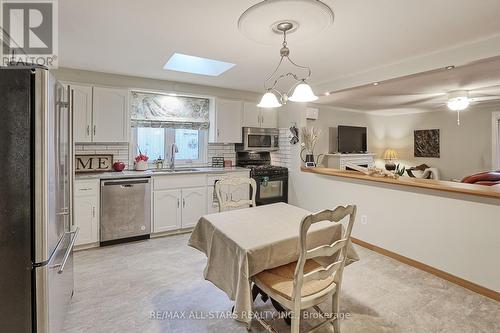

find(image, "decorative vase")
[385,161,396,171]
[305,154,315,163]
[135,160,148,171]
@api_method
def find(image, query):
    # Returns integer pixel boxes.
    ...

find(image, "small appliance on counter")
[236,152,288,205]
[212,156,225,168]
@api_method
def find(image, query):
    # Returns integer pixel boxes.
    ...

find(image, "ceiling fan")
[387,84,500,125]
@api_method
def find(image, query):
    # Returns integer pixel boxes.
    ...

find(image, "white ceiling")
[317,56,500,114]
[59,0,500,94]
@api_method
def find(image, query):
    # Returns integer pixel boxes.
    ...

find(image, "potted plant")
[134,150,149,171]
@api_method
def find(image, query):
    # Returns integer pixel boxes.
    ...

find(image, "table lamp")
[383,149,399,171]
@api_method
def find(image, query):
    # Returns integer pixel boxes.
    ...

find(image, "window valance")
[130,91,210,130]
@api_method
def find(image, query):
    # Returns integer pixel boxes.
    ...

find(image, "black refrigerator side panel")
[0,68,33,333]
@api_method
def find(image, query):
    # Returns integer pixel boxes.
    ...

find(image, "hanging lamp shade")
[288,81,318,102]
[257,91,282,108]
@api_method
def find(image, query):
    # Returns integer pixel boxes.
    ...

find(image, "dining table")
[188,202,359,325]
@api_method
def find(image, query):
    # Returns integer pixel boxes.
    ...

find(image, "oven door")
[255,175,288,205]
[243,127,279,152]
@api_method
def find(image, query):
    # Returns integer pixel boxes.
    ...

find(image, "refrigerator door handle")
[55,228,79,274]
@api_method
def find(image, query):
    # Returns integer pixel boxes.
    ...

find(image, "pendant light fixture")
[238,0,335,108]
[256,21,318,108]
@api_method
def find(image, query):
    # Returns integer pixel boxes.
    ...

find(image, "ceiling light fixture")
[447,90,470,125]
[238,0,334,108]
[256,21,318,108]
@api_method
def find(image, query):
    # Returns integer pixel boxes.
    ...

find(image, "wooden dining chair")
[215,177,257,212]
[250,205,357,333]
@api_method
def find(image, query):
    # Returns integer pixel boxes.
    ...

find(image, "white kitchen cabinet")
[74,180,99,246]
[260,107,278,128]
[153,189,182,232]
[242,102,261,128]
[210,98,242,143]
[243,102,278,128]
[92,86,129,142]
[181,187,207,228]
[70,84,93,143]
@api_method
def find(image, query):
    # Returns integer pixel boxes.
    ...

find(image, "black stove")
[236,152,288,205]
[247,165,288,177]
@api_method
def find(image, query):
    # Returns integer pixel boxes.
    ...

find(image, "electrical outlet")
[361,215,368,225]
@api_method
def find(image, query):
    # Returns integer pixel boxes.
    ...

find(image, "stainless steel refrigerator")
[0,66,77,332]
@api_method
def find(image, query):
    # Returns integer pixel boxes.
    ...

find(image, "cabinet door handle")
[182,198,186,208]
[92,206,96,218]
[177,198,180,208]
[93,125,96,136]
[217,129,220,137]
[86,125,90,136]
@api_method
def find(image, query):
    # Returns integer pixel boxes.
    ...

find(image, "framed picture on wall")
[414,129,440,158]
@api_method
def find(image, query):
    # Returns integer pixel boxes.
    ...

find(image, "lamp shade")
[257,91,282,108]
[383,149,399,160]
[288,81,318,102]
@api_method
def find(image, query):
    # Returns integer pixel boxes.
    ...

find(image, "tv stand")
[325,153,376,170]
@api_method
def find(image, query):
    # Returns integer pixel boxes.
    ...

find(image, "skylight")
[163,53,235,76]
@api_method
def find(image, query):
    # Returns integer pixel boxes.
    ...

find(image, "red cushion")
[461,171,500,186]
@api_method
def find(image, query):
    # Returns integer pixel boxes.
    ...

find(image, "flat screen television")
[337,125,367,153]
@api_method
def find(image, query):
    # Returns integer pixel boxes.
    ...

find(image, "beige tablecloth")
[188,203,359,324]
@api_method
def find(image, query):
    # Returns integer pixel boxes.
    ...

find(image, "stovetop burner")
[236,151,288,176]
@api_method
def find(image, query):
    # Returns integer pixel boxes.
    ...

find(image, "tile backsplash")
[75,143,130,169]
[207,144,236,166]
[271,128,291,168]
[75,132,291,170]
[75,142,236,170]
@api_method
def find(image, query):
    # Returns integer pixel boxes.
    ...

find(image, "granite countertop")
[75,167,249,180]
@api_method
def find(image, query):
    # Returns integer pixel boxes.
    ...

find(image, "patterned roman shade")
[130,91,210,129]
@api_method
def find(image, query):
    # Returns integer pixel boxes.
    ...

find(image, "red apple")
[113,161,125,172]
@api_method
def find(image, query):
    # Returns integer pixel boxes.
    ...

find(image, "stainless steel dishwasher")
[100,178,151,245]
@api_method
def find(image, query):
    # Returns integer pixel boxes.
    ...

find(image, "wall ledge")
[301,167,500,200]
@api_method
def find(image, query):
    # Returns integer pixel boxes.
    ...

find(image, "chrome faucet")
[169,143,179,170]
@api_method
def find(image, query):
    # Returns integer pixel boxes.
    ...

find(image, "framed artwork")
[414,129,440,158]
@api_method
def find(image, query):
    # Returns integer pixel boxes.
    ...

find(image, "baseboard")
[150,228,193,238]
[351,237,500,302]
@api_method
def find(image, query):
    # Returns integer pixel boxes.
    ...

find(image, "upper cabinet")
[70,84,93,143]
[243,102,278,129]
[92,87,129,142]
[210,98,243,143]
[69,84,129,143]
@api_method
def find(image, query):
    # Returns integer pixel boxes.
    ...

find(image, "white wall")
[54,68,261,101]
[378,106,498,180]
[292,104,499,181]
[280,103,500,292]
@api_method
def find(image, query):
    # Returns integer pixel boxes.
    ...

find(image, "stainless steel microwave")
[236,127,279,152]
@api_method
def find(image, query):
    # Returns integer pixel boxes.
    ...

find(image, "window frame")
[131,127,208,167]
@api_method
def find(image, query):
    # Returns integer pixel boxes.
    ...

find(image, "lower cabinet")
[153,189,182,232]
[74,180,100,246]
[181,187,207,228]
[153,185,207,233]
